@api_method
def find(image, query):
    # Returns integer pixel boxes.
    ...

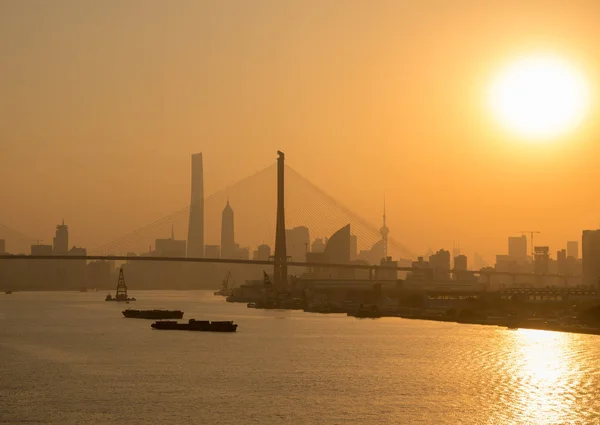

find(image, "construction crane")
[520,231,541,257]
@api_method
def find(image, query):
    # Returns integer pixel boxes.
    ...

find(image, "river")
[1,291,599,424]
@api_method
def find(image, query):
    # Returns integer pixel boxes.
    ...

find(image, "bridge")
[0,151,582,288]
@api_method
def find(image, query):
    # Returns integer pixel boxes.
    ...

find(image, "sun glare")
[489,54,590,140]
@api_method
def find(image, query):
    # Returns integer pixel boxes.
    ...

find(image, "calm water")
[1,291,600,425]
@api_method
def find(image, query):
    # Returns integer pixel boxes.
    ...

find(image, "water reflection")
[505,329,579,424]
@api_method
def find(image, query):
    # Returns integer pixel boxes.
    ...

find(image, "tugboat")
[105,269,136,302]
[123,309,183,319]
[151,319,238,332]
[214,271,234,297]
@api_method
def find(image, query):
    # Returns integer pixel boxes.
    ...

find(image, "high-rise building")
[582,230,600,287]
[0,239,5,254]
[534,246,550,274]
[220,200,236,259]
[187,153,204,258]
[454,255,468,271]
[508,235,527,259]
[53,220,69,254]
[254,244,271,261]
[567,241,579,259]
[429,249,451,280]
[286,226,310,262]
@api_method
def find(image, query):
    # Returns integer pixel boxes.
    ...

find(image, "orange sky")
[1,0,599,262]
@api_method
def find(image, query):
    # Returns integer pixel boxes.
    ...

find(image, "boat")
[151,319,238,332]
[123,309,183,319]
[214,271,234,296]
[79,288,88,292]
[105,268,136,302]
[5,291,12,295]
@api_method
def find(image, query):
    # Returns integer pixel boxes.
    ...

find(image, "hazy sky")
[1,0,600,262]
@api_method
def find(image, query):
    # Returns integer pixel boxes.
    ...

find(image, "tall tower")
[187,153,204,257]
[380,198,389,258]
[53,219,69,254]
[220,200,235,259]
[273,151,288,288]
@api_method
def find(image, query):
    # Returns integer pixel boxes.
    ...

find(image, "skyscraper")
[582,230,600,287]
[567,241,579,259]
[221,200,235,259]
[53,219,69,254]
[187,153,204,258]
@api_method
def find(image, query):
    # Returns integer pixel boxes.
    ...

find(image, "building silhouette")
[53,220,68,254]
[204,245,220,258]
[0,239,5,254]
[508,235,527,259]
[454,254,468,271]
[253,244,271,261]
[350,235,358,261]
[221,200,236,259]
[311,238,326,253]
[534,246,550,274]
[582,230,600,287]
[286,226,310,262]
[567,241,579,259]
[187,153,204,258]
[429,249,451,280]
[155,227,187,258]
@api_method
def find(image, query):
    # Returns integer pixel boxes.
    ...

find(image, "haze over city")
[2,0,600,262]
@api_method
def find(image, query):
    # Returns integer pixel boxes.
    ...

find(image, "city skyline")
[2,1,600,262]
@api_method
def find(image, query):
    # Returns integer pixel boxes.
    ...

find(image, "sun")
[488,54,590,140]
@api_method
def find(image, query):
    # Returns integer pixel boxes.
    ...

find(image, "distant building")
[454,255,468,271]
[311,238,326,253]
[254,244,271,261]
[53,220,69,254]
[375,256,397,280]
[0,239,5,254]
[286,226,309,262]
[557,249,567,275]
[508,235,527,259]
[567,241,579,259]
[187,153,204,258]
[31,244,53,255]
[429,249,451,280]
[204,245,220,258]
[220,200,236,259]
[155,228,186,258]
[582,230,600,287]
[534,246,550,274]
[235,247,250,260]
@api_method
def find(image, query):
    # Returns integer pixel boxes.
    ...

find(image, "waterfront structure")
[0,239,5,254]
[582,230,600,287]
[53,220,68,254]
[187,153,204,258]
[220,200,236,259]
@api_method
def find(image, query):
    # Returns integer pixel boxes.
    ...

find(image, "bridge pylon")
[273,151,288,290]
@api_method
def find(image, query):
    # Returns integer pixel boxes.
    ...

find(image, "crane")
[520,231,540,257]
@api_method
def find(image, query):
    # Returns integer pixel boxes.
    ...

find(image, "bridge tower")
[273,151,288,289]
